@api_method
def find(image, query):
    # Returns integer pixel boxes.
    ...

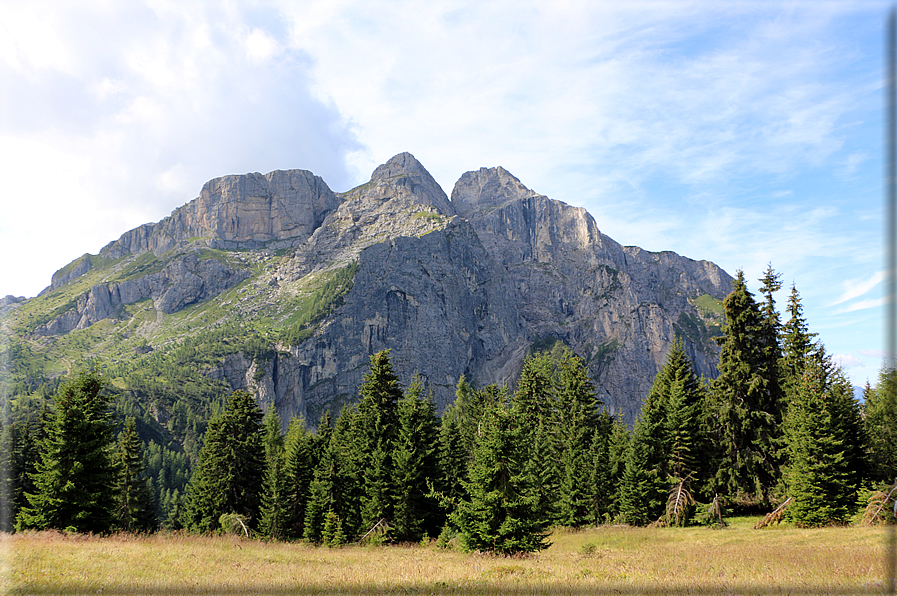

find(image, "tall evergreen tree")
[617,386,669,526]
[437,391,468,509]
[392,376,441,541]
[305,405,358,542]
[553,350,602,527]
[782,353,859,526]
[258,405,287,539]
[451,401,551,554]
[180,390,265,532]
[112,417,156,532]
[355,350,403,533]
[863,367,897,483]
[280,415,316,539]
[16,369,117,533]
[710,270,780,509]
[780,284,817,393]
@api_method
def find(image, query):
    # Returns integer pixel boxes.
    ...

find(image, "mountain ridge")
[3,152,733,427]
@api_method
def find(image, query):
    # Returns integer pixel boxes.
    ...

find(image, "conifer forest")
[2,267,894,553]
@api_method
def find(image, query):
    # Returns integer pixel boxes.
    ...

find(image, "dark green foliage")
[321,507,347,547]
[280,415,315,539]
[0,400,48,531]
[258,405,287,539]
[113,417,156,532]
[553,350,603,527]
[617,394,668,526]
[16,369,117,533]
[780,285,817,398]
[451,402,551,554]
[709,270,782,509]
[437,384,469,508]
[258,452,287,539]
[305,406,357,542]
[865,368,897,482]
[392,376,441,542]
[180,390,265,532]
[355,350,403,534]
[616,340,708,525]
[782,353,860,526]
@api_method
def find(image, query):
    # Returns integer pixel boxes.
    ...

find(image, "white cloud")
[835,296,887,314]
[0,0,360,297]
[831,270,884,306]
[832,353,863,369]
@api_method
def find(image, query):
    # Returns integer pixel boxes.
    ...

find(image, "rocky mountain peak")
[451,166,536,216]
[366,152,454,215]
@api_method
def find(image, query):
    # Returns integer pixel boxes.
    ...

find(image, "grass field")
[2,518,889,595]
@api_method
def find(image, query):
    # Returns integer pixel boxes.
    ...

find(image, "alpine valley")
[1,152,732,453]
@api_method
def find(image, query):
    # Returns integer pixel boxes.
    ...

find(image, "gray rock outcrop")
[29,152,734,425]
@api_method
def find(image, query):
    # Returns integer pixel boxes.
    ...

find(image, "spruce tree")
[710,270,781,509]
[617,391,668,526]
[553,350,602,527]
[355,350,403,534]
[392,376,441,541]
[305,405,357,542]
[864,368,897,482]
[437,396,468,509]
[258,406,287,539]
[782,353,858,526]
[451,402,551,554]
[780,285,817,394]
[280,415,315,539]
[112,417,156,532]
[16,369,117,533]
[180,390,265,532]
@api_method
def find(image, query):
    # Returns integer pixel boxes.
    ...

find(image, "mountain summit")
[5,153,732,426]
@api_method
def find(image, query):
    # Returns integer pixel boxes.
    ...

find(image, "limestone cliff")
[20,152,733,425]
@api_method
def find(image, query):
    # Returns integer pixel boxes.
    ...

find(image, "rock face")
[36,253,249,335]
[29,152,733,424]
[99,169,340,258]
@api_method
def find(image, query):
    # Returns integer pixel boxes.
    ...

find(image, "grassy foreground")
[2,518,888,595]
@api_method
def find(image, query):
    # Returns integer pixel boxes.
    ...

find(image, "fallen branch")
[753,497,792,529]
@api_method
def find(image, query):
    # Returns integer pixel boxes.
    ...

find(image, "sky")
[0,0,889,387]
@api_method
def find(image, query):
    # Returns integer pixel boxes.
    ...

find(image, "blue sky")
[0,0,889,386]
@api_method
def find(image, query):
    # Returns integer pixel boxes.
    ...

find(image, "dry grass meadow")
[2,518,888,595]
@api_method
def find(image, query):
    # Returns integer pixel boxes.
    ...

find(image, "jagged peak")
[370,152,432,182]
[451,166,537,216]
[365,152,455,215]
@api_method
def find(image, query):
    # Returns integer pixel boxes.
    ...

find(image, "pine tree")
[392,376,441,542]
[864,368,897,482]
[305,406,357,542]
[451,402,551,554]
[258,452,286,539]
[782,353,858,526]
[710,270,781,509]
[180,391,265,532]
[605,415,630,520]
[355,350,403,534]
[512,353,558,523]
[780,285,817,394]
[281,415,315,539]
[553,350,602,527]
[112,417,156,532]
[16,369,117,533]
[617,393,668,526]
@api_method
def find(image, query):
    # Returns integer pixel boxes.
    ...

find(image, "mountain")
[1,152,732,433]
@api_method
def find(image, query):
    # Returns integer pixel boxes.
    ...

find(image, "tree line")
[5,266,896,551]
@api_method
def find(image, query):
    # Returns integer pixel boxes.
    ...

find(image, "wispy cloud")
[832,353,863,369]
[835,296,888,314]
[831,270,884,306]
